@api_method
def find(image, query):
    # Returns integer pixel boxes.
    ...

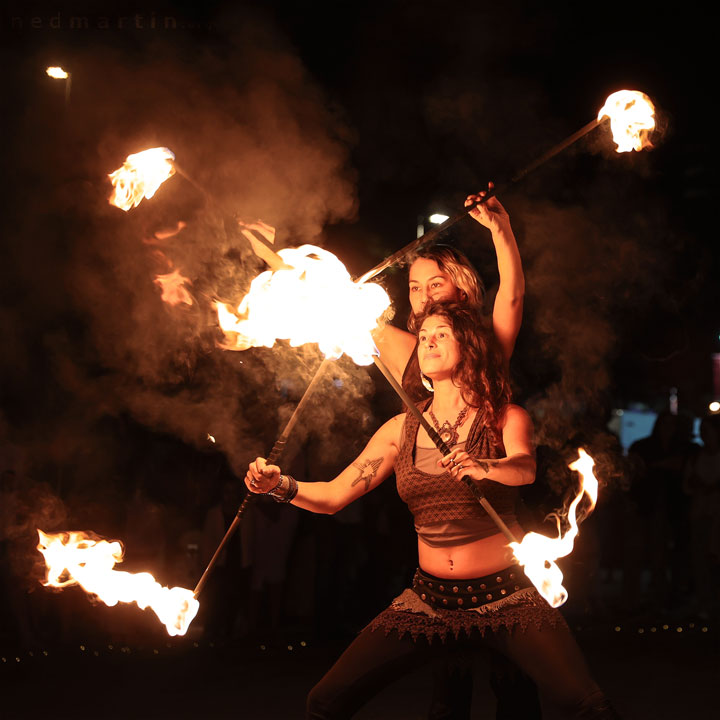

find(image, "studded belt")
[412,565,531,609]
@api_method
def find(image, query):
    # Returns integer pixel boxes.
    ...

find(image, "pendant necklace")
[428,404,469,447]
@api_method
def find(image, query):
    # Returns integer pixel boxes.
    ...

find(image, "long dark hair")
[413,301,511,443]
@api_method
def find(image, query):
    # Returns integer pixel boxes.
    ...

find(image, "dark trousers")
[307,622,620,719]
[428,649,541,720]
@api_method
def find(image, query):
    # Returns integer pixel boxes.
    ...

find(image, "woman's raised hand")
[245,457,282,494]
[465,183,510,233]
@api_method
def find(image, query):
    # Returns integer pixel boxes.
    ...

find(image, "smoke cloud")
[1,12,372,494]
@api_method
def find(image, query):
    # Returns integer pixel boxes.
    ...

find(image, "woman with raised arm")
[246,303,620,720]
[374,188,535,719]
[372,187,524,399]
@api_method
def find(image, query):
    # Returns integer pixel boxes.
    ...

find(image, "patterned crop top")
[395,399,519,545]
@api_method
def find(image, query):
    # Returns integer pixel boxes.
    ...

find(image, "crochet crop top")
[395,400,519,546]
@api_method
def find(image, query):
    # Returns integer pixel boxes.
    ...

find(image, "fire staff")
[246,302,621,720]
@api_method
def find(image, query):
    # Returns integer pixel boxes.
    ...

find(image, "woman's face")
[408,258,460,315]
[417,314,461,380]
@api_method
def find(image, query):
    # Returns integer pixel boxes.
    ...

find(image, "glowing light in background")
[46,66,69,79]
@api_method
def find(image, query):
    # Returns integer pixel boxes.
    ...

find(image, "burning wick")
[108,147,176,211]
[37,530,199,636]
[215,244,390,366]
[598,90,656,153]
[509,448,599,607]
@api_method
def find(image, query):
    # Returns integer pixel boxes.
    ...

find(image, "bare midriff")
[417,523,524,578]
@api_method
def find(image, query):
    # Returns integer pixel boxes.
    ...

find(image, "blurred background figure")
[625,411,692,612]
[124,483,167,574]
[200,478,251,643]
[683,414,720,618]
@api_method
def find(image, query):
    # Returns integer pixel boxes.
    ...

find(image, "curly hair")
[406,244,485,332]
[413,301,511,444]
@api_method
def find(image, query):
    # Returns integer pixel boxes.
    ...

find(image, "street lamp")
[417,212,451,238]
[46,66,72,105]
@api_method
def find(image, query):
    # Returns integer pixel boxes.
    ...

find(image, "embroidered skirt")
[366,565,565,642]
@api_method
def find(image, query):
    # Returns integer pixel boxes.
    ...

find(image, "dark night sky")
[1,1,718,481]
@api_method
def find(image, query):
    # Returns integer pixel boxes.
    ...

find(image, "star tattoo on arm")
[351,457,383,492]
[476,459,499,474]
[465,459,499,490]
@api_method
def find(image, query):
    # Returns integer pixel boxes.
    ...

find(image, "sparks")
[37,530,199,636]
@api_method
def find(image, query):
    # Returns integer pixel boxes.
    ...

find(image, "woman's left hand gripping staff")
[245,457,282,494]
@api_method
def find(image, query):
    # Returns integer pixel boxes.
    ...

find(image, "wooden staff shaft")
[193,359,332,597]
[509,117,602,185]
[359,116,606,284]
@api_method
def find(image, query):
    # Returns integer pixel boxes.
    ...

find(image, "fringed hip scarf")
[366,565,566,642]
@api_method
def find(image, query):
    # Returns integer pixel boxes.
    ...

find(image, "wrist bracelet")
[263,474,283,496]
[270,474,298,503]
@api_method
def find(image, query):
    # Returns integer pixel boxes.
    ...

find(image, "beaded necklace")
[428,404,469,447]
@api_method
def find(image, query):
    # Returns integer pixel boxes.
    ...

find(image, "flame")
[108,147,176,211]
[598,90,656,153]
[37,530,199,636]
[151,221,187,242]
[155,268,193,306]
[509,448,599,607]
[215,244,390,365]
[46,66,69,79]
[238,219,276,245]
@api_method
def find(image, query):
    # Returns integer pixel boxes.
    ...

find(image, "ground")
[2,621,716,719]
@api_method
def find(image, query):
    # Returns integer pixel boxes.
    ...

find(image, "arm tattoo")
[468,459,499,490]
[476,460,498,473]
[351,457,383,492]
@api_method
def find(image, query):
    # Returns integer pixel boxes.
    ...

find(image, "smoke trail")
[1,14,370,483]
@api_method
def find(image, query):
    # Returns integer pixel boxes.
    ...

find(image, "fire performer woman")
[245,303,620,719]
[375,189,537,719]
